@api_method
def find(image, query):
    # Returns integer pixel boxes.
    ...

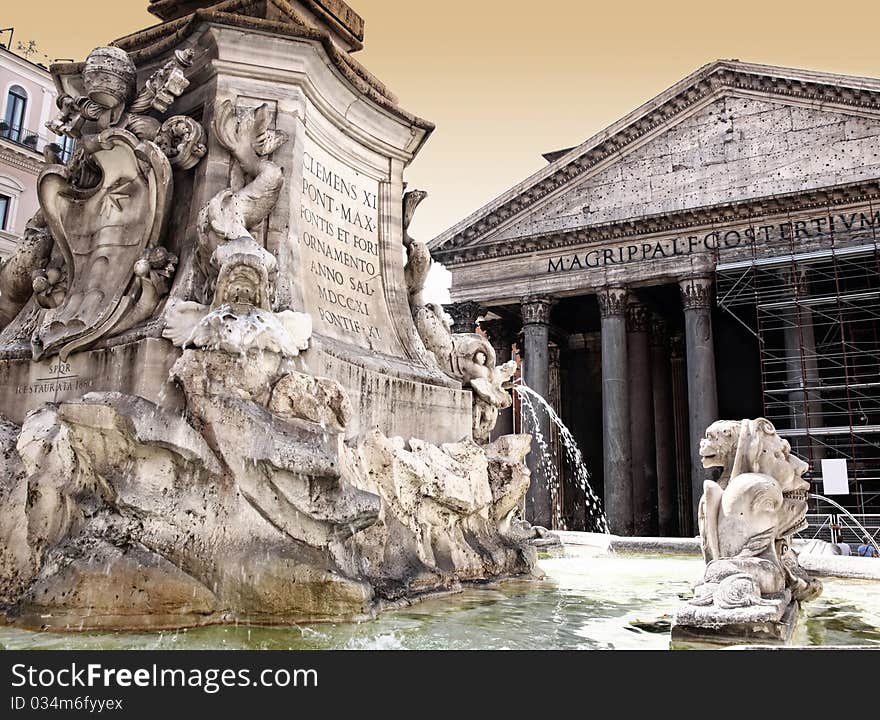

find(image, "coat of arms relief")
[0,46,206,360]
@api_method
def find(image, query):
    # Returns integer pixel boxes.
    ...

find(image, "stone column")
[650,317,677,537]
[521,295,556,528]
[598,287,633,536]
[445,300,483,333]
[626,299,657,537]
[679,276,719,526]
[481,318,516,439]
[669,333,693,536]
[780,268,824,468]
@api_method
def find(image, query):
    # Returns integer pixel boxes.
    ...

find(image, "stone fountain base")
[671,596,800,648]
[0,388,539,632]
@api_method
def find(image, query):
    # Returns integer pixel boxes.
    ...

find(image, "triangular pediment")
[430,60,880,258]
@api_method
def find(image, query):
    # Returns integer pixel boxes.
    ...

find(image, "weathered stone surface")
[0,417,31,604]
[672,597,799,648]
[0,17,539,630]
[269,371,353,431]
[404,202,516,444]
[483,97,880,244]
[349,432,536,597]
[673,418,822,642]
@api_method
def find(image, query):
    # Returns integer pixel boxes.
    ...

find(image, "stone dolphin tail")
[403,188,428,246]
[197,101,288,259]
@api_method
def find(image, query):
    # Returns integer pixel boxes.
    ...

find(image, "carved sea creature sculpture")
[402,190,515,443]
[449,334,516,443]
[163,238,311,356]
[697,417,820,602]
[675,418,822,636]
[164,102,306,354]
[196,100,288,290]
[402,189,431,308]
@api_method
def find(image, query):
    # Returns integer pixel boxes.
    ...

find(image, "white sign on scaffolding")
[821,458,850,496]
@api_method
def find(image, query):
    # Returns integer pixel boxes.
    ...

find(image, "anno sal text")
[546,210,880,273]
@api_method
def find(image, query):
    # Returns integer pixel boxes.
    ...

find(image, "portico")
[433,60,880,533]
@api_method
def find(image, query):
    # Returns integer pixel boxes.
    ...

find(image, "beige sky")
[4,1,880,300]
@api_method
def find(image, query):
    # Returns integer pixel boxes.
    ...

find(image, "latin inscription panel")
[545,209,880,274]
[299,137,399,355]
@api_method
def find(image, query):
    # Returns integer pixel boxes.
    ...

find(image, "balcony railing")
[0,122,73,162]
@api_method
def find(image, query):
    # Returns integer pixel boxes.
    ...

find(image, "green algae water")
[2,552,878,650]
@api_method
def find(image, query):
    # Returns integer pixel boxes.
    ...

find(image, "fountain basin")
[2,540,877,650]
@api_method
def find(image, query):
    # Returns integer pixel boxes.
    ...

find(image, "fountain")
[671,418,825,647]
[0,3,876,651]
[514,384,608,533]
[808,493,880,558]
[0,2,541,631]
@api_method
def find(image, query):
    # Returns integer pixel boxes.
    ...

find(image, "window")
[0,194,10,231]
[3,86,28,143]
[55,133,76,162]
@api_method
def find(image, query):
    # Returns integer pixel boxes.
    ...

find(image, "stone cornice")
[433,178,880,267]
[430,60,880,256]
[51,0,433,133]
[0,142,43,175]
[148,1,365,46]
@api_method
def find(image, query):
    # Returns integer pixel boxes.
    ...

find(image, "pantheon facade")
[431,61,880,537]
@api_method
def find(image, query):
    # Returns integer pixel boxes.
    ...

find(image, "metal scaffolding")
[716,204,880,517]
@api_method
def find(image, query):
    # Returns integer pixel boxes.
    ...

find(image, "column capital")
[549,343,561,369]
[678,276,714,310]
[520,295,555,325]
[597,286,628,318]
[625,300,651,333]
[444,300,484,332]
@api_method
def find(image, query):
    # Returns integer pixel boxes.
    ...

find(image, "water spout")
[514,384,608,533]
